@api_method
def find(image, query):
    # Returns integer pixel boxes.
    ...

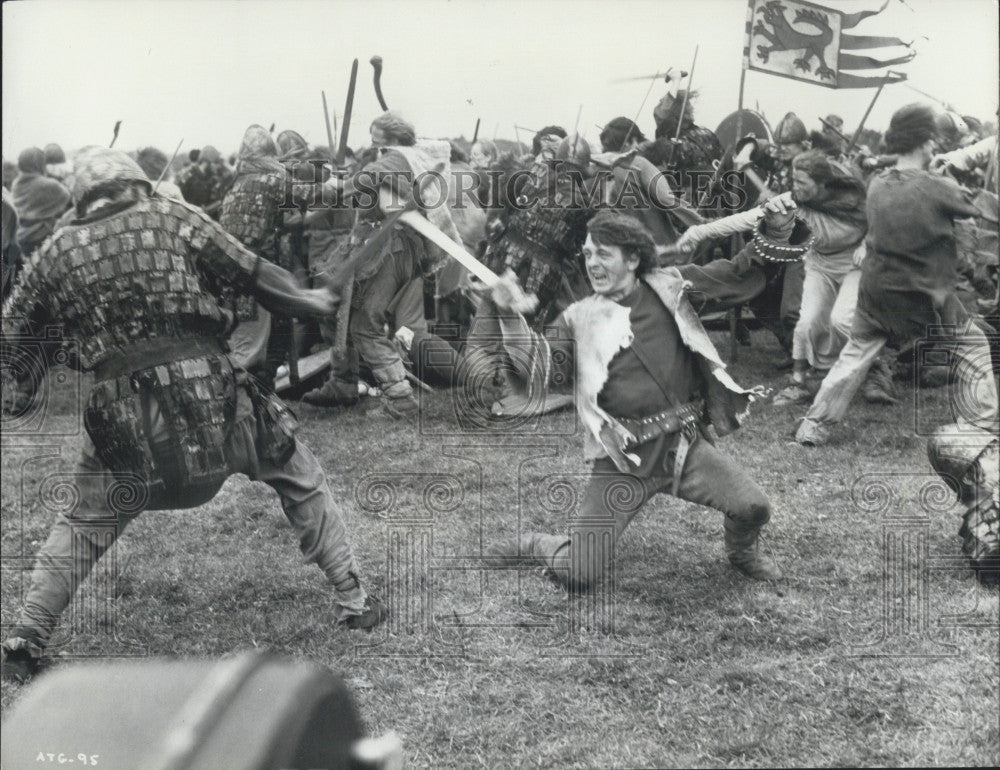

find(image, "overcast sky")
[3,0,998,159]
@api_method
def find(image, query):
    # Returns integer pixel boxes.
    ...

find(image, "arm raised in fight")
[182,200,339,319]
[485,271,573,390]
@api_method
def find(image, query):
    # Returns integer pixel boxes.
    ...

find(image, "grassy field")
[2,330,998,768]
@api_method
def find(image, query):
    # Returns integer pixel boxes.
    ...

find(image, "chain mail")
[484,166,590,308]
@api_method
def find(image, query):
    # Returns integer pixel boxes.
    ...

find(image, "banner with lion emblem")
[744,0,915,88]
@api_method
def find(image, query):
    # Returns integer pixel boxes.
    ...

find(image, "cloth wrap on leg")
[927,424,1000,576]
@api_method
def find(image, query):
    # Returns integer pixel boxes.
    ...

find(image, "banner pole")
[735,0,754,144]
[847,72,894,153]
[735,67,747,142]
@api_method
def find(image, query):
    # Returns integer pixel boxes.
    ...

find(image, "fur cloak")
[562,267,755,471]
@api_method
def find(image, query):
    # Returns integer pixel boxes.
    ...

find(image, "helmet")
[72,147,151,202]
[17,147,47,175]
[933,111,969,151]
[554,134,591,170]
[237,125,277,160]
[276,130,309,160]
[44,143,66,165]
[774,112,808,145]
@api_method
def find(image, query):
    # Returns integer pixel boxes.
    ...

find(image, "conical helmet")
[72,147,151,203]
[555,133,591,170]
[933,111,969,150]
[775,112,808,144]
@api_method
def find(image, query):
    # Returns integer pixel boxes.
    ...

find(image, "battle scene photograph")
[1,0,998,767]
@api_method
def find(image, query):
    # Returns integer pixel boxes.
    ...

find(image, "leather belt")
[616,399,703,447]
[92,339,226,382]
[617,400,703,495]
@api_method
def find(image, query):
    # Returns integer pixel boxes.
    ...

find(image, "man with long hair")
[772,150,896,406]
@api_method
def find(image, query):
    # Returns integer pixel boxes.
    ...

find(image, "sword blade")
[337,59,359,166]
[397,211,501,285]
[321,91,336,169]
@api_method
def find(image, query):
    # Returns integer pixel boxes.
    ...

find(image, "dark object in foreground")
[1,652,402,770]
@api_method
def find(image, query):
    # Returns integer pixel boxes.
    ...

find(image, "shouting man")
[486,211,783,590]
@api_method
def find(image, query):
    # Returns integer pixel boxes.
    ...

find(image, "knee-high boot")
[723,516,783,581]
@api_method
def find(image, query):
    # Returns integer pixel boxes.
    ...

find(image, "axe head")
[610,69,688,84]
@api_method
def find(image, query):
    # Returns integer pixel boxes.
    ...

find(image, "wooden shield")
[715,110,773,153]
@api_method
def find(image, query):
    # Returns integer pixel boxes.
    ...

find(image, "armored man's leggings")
[541,432,771,590]
[17,397,367,644]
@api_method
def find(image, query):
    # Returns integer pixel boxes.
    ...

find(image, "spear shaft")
[847,72,893,154]
[153,139,183,195]
[818,116,850,144]
[666,45,699,167]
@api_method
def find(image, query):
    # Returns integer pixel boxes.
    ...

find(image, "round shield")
[715,110,773,153]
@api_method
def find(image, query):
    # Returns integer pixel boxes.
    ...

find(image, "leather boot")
[773,379,813,407]
[332,573,389,631]
[724,518,783,581]
[862,359,898,404]
[373,361,417,419]
[341,596,390,630]
[383,392,418,419]
[484,532,570,580]
[795,416,830,446]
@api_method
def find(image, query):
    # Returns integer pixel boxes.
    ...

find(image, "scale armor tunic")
[483,163,590,316]
[4,195,261,495]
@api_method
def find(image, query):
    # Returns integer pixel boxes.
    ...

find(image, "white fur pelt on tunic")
[562,267,754,471]
[393,141,463,273]
[562,297,639,468]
